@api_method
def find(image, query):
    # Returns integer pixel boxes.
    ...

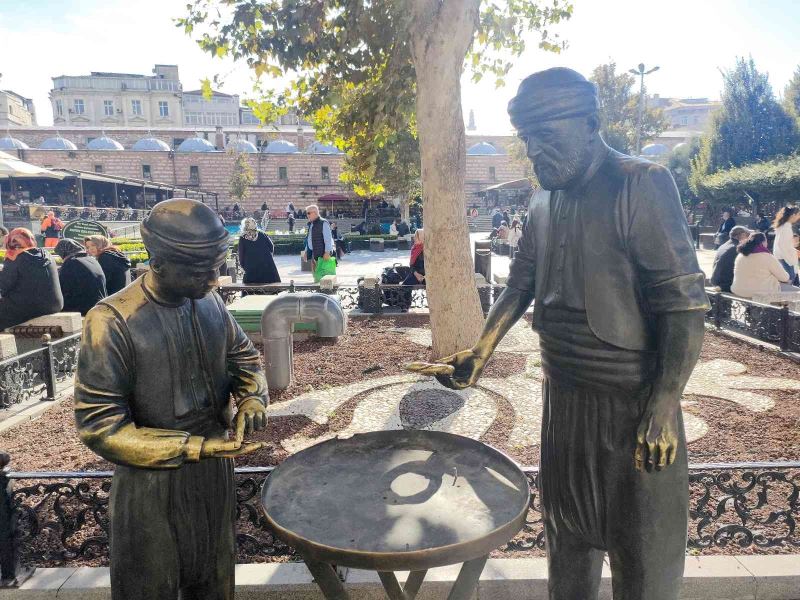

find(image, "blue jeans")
[779,260,797,283]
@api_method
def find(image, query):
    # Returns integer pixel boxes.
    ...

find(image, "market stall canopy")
[318,193,349,202]
[0,151,66,179]
[479,178,533,193]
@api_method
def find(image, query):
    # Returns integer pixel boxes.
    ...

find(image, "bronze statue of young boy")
[75,198,268,600]
[410,68,708,600]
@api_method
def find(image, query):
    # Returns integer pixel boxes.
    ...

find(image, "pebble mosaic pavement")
[267,322,800,455]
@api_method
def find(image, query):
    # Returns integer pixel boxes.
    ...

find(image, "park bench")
[5,312,83,353]
[397,235,413,250]
[699,233,716,250]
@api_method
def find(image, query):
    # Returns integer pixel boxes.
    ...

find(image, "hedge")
[693,154,800,203]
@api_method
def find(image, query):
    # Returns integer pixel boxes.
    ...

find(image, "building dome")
[308,141,342,154]
[87,135,124,151]
[177,136,216,152]
[39,136,78,150]
[263,139,299,154]
[0,135,29,150]
[467,142,501,155]
[226,139,258,153]
[641,143,669,157]
[132,136,171,151]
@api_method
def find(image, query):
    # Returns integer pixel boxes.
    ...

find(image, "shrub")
[692,154,800,204]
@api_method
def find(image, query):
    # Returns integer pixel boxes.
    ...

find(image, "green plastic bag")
[314,256,337,282]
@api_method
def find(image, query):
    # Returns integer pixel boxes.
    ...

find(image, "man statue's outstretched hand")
[406,348,487,390]
[635,403,680,473]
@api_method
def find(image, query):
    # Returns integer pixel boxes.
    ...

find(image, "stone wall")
[11,138,527,211]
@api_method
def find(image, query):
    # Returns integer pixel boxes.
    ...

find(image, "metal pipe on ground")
[260,292,347,390]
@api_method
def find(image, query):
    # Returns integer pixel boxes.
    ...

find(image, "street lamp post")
[628,63,660,155]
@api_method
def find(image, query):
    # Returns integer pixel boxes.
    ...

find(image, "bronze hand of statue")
[235,397,268,441]
[200,397,268,459]
[635,398,679,473]
[200,438,266,459]
[406,348,487,390]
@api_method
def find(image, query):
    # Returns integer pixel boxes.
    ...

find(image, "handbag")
[314,256,337,282]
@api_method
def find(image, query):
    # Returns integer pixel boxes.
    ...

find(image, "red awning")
[318,193,349,202]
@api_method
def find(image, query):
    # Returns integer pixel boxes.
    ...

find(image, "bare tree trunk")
[409,0,484,358]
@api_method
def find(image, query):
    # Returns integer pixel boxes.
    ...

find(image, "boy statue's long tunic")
[74,275,267,599]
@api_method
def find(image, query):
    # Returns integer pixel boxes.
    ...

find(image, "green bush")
[117,242,146,253]
[692,154,800,204]
[128,252,150,267]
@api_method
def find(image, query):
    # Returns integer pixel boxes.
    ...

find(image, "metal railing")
[706,291,800,353]
[0,460,796,585]
[0,334,81,410]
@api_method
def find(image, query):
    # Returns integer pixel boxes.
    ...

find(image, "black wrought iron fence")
[0,334,81,409]
[1,460,796,585]
[706,291,800,353]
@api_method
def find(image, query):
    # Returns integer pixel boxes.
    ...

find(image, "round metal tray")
[261,430,530,571]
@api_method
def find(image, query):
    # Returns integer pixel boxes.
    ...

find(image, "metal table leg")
[378,570,428,600]
[307,556,487,600]
[447,555,488,600]
[305,559,351,600]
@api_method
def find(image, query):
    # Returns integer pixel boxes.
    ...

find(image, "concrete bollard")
[474,248,492,283]
[319,275,337,291]
[0,334,18,360]
[369,238,385,252]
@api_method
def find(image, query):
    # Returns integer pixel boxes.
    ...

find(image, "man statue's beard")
[533,144,593,190]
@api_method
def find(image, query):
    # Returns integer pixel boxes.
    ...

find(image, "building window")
[189,166,199,184]
[73,99,85,114]
[278,166,288,181]
[94,165,104,173]
[55,99,63,117]
[321,166,330,181]
[103,100,114,116]
[131,100,142,116]
[489,166,496,180]
[159,101,169,118]
[142,165,152,180]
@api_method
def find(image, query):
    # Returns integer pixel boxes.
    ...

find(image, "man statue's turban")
[508,67,599,129]
[141,198,229,266]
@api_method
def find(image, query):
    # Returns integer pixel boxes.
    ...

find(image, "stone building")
[49,65,184,127]
[3,126,527,210]
[0,90,37,127]
[651,96,721,131]
[182,90,240,127]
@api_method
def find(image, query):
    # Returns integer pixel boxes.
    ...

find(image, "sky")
[2,0,800,134]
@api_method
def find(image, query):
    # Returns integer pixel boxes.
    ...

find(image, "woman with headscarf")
[54,239,107,315]
[84,235,132,295]
[40,211,64,248]
[237,217,281,284]
[0,228,63,330]
[402,229,425,286]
